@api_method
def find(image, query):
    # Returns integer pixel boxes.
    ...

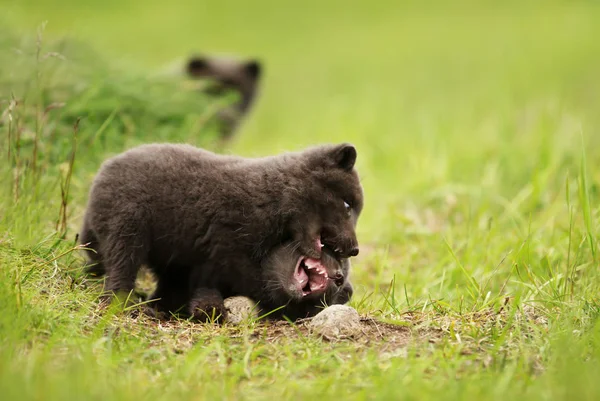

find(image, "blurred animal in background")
[185,55,262,140]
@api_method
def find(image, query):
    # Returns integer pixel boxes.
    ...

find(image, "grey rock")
[309,305,362,340]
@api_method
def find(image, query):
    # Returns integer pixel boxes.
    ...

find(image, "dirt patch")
[231,315,422,355]
[88,293,548,368]
[105,306,424,357]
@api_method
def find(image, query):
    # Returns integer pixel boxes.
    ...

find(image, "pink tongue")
[304,258,328,290]
[295,262,309,286]
[309,274,327,290]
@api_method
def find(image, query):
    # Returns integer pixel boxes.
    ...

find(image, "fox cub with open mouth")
[80,142,363,321]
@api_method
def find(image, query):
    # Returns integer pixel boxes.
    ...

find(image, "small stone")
[223,296,258,324]
[309,305,362,340]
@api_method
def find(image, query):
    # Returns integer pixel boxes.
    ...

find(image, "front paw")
[188,288,227,323]
[189,300,227,323]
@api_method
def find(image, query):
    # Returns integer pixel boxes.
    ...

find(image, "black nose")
[348,246,359,257]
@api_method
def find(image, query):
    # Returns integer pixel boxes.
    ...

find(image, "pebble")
[309,304,362,340]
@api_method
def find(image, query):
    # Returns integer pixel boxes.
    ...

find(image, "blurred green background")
[2,2,600,399]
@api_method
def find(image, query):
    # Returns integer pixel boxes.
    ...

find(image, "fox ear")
[187,57,209,77]
[330,143,357,171]
[244,60,261,80]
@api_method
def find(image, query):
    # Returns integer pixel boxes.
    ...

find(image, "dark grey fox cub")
[80,143,363,321]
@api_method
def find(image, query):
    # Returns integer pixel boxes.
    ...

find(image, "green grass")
[2,0,600,399]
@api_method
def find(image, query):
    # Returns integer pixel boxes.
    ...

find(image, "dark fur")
[186,56,261,139]
[259,243,354,320]
[80,143,363,320]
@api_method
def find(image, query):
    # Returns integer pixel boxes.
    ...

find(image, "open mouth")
[293,256,329,296]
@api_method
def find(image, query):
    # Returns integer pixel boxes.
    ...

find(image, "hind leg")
[99,234,147,304]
